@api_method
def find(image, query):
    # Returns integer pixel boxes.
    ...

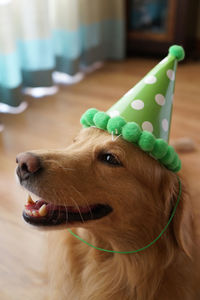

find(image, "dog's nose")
[16,152,41,181]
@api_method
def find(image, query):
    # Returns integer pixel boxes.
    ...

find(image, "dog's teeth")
[25,209,33,216]
[32,210,38,217]
[39,204,47,217]
[27,195,34,205]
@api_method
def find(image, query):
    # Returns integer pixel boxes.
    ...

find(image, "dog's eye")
[98,153,122,166]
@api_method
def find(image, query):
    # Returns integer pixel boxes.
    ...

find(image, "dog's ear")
[171,178,194,258]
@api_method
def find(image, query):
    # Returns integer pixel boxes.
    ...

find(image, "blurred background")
[0,0,200,299]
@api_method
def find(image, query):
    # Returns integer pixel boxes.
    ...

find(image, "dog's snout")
[16,152,41,181]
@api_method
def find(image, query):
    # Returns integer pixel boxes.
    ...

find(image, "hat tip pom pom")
[169,45,185,62]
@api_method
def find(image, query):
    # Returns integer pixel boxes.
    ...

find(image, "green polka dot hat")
[80,45,185,173]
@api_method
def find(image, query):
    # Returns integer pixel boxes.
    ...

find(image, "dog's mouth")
[23,195,112,226]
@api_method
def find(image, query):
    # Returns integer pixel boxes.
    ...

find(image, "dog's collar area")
[23,195,112,226]
[68,176,182,254]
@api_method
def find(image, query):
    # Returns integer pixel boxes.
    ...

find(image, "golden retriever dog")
[16,127,200,300]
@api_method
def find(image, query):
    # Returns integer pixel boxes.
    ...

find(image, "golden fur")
[24,128,200,299]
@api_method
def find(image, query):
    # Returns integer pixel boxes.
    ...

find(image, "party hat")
[80,45,185,173]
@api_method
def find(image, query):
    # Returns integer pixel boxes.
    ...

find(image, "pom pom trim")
[80,109,181,173]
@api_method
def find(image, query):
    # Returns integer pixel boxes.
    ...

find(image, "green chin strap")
[80,108,181,173]
[68,176,182,254]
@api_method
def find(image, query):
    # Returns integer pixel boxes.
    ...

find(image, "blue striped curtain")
[0,0,125,110]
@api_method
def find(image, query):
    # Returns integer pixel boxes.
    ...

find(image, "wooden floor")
[0,58,200,299]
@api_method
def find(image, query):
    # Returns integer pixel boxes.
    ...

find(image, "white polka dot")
[108,110,120,118]
[144,75,157,84]
[131,100,144,110]
[159,57,169,65]
[155,94,166,106]
[124,88,134,97]
[142,121,153,133]
[167,69,175,81]
[162,119,169,132]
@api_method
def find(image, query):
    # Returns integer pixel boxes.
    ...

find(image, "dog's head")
[16,127,193,255]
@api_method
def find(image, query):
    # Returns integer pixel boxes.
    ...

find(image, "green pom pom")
[107,116,126,135]
[138,131,156,152]
[151,139,168,159]
[93,112,110,130]
[172,159,182,173]
[169,45,185,62]
[160,146,175,165]
[122,122,141,143]
[84,108,98,126]
[167,153,180,171]
[80,114,90,127]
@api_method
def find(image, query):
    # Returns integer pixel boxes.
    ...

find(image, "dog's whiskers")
[64,204,69,225]
[71,185,93,219]
[70,196,85,223]
[51,189,63,222]
[54,189,69,224]
[58,190,69,225]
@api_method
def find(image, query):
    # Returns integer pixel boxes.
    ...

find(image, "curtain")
[0,0,125,111]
